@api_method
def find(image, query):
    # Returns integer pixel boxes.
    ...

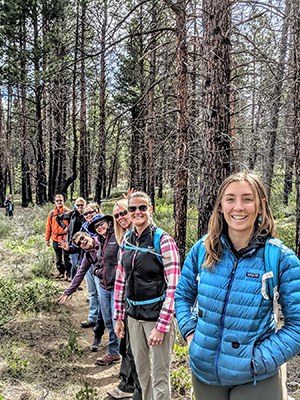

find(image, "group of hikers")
[44,172,300,400]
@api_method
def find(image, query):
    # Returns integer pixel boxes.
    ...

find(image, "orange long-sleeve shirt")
[45,206,71,242]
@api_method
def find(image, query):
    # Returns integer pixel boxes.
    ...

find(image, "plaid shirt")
[114,231,181,332]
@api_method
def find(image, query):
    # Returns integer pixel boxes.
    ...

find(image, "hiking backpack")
[122,227,165,264]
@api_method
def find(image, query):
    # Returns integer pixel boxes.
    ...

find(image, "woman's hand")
[57,293,69,304]
[115,320,125,339]
[148,328,165,346]
[58,240,69,251]
[186,333,194,348]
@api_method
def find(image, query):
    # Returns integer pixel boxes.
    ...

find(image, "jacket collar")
[221,230,269,258]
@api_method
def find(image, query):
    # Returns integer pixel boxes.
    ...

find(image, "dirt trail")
[1,276,121,400]
[0,207,120,400]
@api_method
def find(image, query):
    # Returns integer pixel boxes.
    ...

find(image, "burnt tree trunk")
[95,0,108,202]
[79,0,88,199]
[165,0,189,263]
[33,2,47,205]
[145,0,157,208]
[197,0,232,238]
[293,0,300,257]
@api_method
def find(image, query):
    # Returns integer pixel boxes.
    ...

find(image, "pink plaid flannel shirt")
[114,232,181,332]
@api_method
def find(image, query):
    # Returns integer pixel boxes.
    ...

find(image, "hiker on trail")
[4,194,14,218]
[88,214,121,366]
[58,230,106,352]
[58,202,102,329]
[59,214,121,364]
[114,191,180,400]
[45,194,72,280]
[107,197,142,400]
[57,197,86,279]
[175,172,300,400]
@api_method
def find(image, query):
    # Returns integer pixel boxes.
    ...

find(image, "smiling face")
[75,234,94,250]
[95,220,109,237]
[113,205,131,230]
[128,197,153,233]
[75,201,85,214]
[55,195,64,210]
[220,180,259,245]
[83,207,96,222]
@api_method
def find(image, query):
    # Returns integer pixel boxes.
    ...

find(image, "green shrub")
[19,279,60,313]
[63,330,83,357]
[171,365,192,396]
[33,216,47,235]
[0,277,60,325]
[3,347,29,378]
[0,278,18,325]
[0,215,12,239]
[75,383,98,400]
[276,223,296,251]
[31,248,54,278]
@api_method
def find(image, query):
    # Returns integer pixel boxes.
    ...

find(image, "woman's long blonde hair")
[204,172,276,268]
[113,198,131,245]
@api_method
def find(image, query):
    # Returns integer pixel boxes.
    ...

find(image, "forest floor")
[0,278,121,400]
[0,207,300,400]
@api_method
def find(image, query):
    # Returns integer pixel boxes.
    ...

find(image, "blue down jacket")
[175,234,300,386]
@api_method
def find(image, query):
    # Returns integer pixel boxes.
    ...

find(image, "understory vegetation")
[0,189,299,399]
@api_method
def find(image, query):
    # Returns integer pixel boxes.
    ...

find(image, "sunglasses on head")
[83,210,95,216]
[128,205,148,213]
[114,210,128,219]
[75,235,86,246]
[94,220,106,230]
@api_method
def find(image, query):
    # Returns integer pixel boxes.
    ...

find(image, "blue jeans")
[70,253,79,279]
[86,268,100,324]
[97,285,119,356]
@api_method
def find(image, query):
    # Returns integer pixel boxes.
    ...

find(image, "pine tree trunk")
[33,3,47,204]
[164,0,189,263]
[293,0,300,258]
[145,0,157,208]
[197,0,232,238]
[95,0,108,203]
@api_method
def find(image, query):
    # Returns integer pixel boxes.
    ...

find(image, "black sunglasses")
[55,199,63,203]
[74,235,86,246]
[94,220,106,230]
[114,210,128,219]
[76,203,84,207]
[83,210,95,216]
[128,205,148,213]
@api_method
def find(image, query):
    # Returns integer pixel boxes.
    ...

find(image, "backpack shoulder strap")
[264,237,282,298]
[153,227,164,264]
[122,227,165,263]
[263,237,282,326]
[197,234,207,277]
[122,230,133,249]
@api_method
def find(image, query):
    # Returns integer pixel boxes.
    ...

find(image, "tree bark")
[164,0,189,264]
[145,0,157,208]
[197,0,232,238]
[293,0,300,258]
[95,0,108,203]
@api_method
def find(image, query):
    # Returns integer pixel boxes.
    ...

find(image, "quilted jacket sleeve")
[175,240,203,341]
[254,246,300,375]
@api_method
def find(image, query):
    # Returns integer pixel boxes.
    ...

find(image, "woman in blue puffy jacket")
[175,172,300,400]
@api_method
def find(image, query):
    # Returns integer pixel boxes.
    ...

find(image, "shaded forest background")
[1,0,300,259]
